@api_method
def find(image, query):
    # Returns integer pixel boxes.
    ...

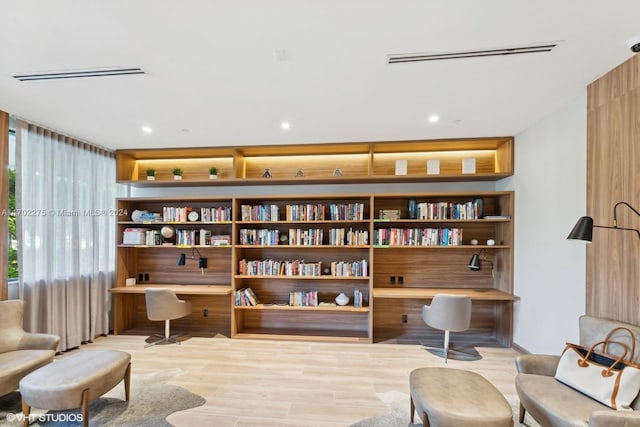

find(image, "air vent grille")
[13,67,145,81]
[387,43,557,64]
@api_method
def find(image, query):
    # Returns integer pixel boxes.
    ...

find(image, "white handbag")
[555,327,640,410]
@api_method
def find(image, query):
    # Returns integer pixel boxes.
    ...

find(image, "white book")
[427,159,440,175]
[462,158,476,174]
[395,159,408,175]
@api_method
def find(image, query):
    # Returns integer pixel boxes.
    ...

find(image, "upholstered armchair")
[515,315,640,427]
[0,299,60,396]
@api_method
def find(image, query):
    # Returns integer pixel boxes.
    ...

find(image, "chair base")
[424,346,482,362]
[144,333,187,348]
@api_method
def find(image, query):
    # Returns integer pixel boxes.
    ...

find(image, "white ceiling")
[1,1,639,151]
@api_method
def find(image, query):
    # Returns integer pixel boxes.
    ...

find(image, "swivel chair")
[422,294,479,362]
[144,288,192,348]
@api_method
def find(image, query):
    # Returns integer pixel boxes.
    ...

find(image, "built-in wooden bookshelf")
[112,138,516,344]
[112,191,515,344]
[115,137,513,186]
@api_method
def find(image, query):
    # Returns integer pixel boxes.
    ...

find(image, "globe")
[160,226,175,239]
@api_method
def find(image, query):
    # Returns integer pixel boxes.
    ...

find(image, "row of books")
[374,228,464,246]
[329,228,369,246]
[238,259,323,276]
[285,204,327,221]
[416,201,480,220]
[235,288,260,306]
[200,207,232,223]
[330,260,368,277]
[240,204,279,222]
[237,259,369,277]
[162,206,232,223]
[289,290,318,307]
[237,228,369,246]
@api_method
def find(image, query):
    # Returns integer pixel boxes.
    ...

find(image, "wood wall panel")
[0,111,8,301]
[586,54,640,324]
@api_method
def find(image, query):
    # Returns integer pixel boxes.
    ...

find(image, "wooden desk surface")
[109,284,232,296]
[373,287,518,301]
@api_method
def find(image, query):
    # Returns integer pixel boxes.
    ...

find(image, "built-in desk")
[110,284,232,335]
[373,288,518,301]
[372,288,518,346]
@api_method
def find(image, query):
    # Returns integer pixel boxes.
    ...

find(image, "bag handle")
[579,339,630,377]
[604,327,637,361]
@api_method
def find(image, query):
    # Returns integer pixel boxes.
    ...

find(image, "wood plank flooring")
[61,334,523,426]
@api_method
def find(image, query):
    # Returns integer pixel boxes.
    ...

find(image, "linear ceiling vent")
[13,67,145,81]
[387,43,557,64]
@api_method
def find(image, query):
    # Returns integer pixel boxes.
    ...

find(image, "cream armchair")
[515,315,640,427]
[0,299,60,396]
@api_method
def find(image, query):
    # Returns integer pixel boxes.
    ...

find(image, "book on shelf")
[235,288,260,306]
[482,215,512,219]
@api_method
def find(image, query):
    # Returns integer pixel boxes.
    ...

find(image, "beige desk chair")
[144,288,192,348]
[422,294,479,362]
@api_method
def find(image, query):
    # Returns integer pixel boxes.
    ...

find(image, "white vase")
[335,292,349,306]
[209,174,218,179]
[174,175,182,180]
[146,176,155,181]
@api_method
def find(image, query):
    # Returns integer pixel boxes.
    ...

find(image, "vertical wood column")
[586,54,640,323]
[0,111,8,300]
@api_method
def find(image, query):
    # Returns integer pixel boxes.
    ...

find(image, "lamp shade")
[567,216,593,242]
[176,253,186,266]
[468,254,481,270]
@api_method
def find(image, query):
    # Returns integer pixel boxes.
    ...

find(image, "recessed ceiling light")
[141,126,153,133]
[280,121,291,130]
[428,115,440,123]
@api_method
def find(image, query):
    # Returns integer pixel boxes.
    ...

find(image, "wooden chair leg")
[81,388,89,427]
[519,403,526,423]
[410,395,415,423]
[422,411,430,427]
[21,399,30,427]
[124,362,131,402]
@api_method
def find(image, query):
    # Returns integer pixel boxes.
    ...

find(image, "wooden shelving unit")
[116,137,513,186]
[112,138,516,345]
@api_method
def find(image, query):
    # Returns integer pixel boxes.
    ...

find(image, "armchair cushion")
[0,300,60,397]
[516,354,561,377]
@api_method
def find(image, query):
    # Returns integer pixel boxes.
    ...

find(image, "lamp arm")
[613,202,640,227]
[594,224,640,240]
[191,246,204,258]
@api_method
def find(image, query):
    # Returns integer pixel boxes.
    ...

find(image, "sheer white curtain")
[15,120,116,351]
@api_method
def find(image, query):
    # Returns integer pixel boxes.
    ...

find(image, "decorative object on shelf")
[160,225,175,244]
[468,248,494,276]
[279,235,289,245]
[146,169,156,180]
[131,209,147,222]
[470,239,479,245]
[427,159,440,175]
[295,168,304,177]
[335,292,349,306]
[395,159,408,176]
[567,201,640,242]
[172,168,183,180]
[486,239,495,246]
[125,277,136,287]
[333,168,343,177]
[187,211,199,222]
[209,167,218,179]
[462,158,476,174]
[262,168,272,178]
[176,247,208,275]
[407,198,418,219]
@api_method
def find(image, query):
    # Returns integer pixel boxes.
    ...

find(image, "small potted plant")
[209,167,219,179]
[172,168,183,180]
[146,169,155,181]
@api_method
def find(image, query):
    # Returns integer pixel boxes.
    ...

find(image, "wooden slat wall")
[586,54,640,323]
[0,111,8,301]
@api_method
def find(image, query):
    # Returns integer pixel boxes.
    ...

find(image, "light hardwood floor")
[62,334,523,426]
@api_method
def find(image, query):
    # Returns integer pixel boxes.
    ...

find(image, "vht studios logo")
[5,412,84,424]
